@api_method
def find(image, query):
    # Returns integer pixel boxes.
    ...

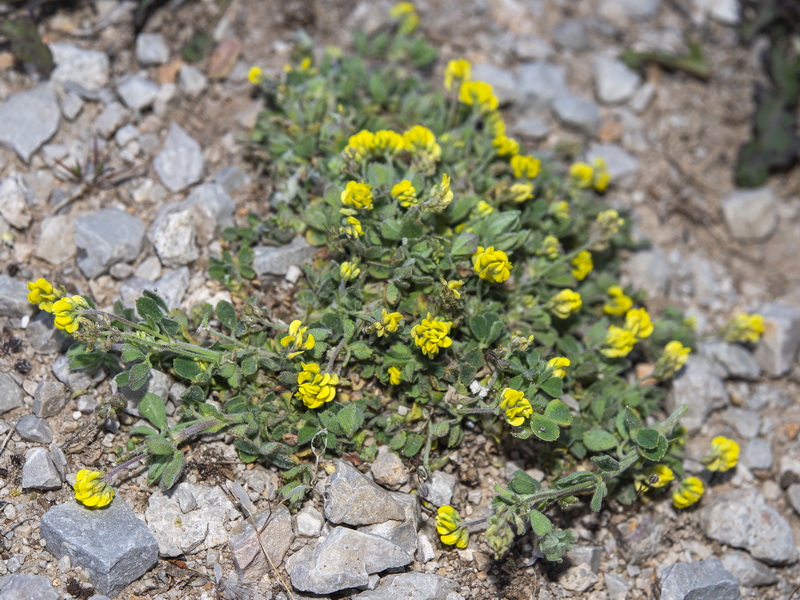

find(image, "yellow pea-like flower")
[74,469,115,508]
[410,314,453,359]
[673,476,704,509]
[546,357,571,379]
[296,362,340,409]
[436,505,469,548]
[499,388,533,427]
[472,246,512,283]
[703,436,740,473]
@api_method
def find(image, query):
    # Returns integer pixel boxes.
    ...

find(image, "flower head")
[427,173,454,212]
[471,200,494,218]
[499,388,533,426]
[537,236,561,260]
[654,341,691,379]
[445,279,463,300]
[296,362,340,409]
[722,313,765,344]
[410,314,453,359]
[339,216,364,239]
[673,476,704,509]
[472,246,513,283]
[388,366,402,385]
[635,464,675,492]
[550,200,570,220]
[569,162,593,188]
[340,261,361,281]
[510,155,541,179]
[247,66,264,85]
[548,289,582,319]
[444,59,472,91]
[601,325,637,358]
[375,309,404,337]
[571,251,593,281]
[52,295,89,333]
[595,209,624,238]
[546,357,571,379]
[403,125,441,162]
[703,436,739,473]
[280,319,315,359]
[373,130,405,155]
[592,158,611,192]
[508,183,534,203]
[492,134,519,157]
[436,505,469,548]
[391,180,419,208]
[27,278,63,312]
[341,181,374,210]
[603,286,633,316]
[390,2,419,33]
[74,469,115,508]
[346,130,376,161]
[458,80,498,112]
[624,308,654,341]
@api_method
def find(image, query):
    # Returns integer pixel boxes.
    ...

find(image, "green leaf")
[216,300,239,332]
[389,430,406,450]
[241,355,258,376]
[386,281,399,305]
[638,434,669,461]
[583,429,618,452]
[590,481,607,512]
[161,451,185,489]
[508,471,541,495]
[127,362,151,391]
[591,455,620,473]
[381,219,403,241]
[173,357,202,381]
[136,296,163,322]
[402,433,425,457]
[128,425,157,437]
[337,404,364,437]
[139,393,167,431]
[530,415,560,442]
[431,420,450,438]
[120,344,146,363]
[451,232,479,257]
[349,341,373,360]
[145,435,174,455]
[529,509,553,537]
[318,409,343,435]
[634,427,660,450]
[540,377,563,398]
[544,399,572,426]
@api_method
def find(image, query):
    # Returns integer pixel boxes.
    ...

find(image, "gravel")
[0,86,61,163]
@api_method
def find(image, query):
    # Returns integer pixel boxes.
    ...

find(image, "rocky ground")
[0,0,799,599]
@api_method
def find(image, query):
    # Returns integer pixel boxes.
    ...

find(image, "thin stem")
[105,452,148,481]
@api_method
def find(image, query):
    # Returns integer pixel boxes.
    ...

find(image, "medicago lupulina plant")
[29,4,761,561]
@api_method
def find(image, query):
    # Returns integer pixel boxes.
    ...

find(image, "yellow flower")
[722,313,765,344]
[390,1,419,33]
[375,309,404,337]
[74,469,115,508]
[510,155,541,179]
[27,278,63,312]
[499,388,533,427]
[341,181,374,210]
[388,366,402,385]
[548,289,582,319]
[654,341,691,379]
[446,279,463,299]
[391,180,419,208]
[547,357,571,379]
[458,80,498,112]
[595,209,624,237]
[280,319,316,359]
[493,134,519,157]
[472,246,513,283]
[403,125,441,162]
[339,216,364,239]
[427,173,454,211]
[471,200,494,218]
[635,464,675,492]
[340,261,361,281]
[247,66,264,85]
[508,183,534,203]
[436,505,469,548]
[603,286,633,316]
[703,436,740,473]
[52,295,89,334]
[551,200,570,220]
[410,314,453,359]
[373,130,405,155]
[624,308,654,341]
[569,162,593,188]
[571,251,593,281]
[486,111,506,136]
[673,476,704,509]
[296,362,340,409]
[345,130,376,161]
[601,325,637,358]
[444,58,472,91]
[537,235,561,260]
[592,158,611,192]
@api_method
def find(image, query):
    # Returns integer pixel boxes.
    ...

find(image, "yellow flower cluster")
[280,320,316,359]
[375,309,404,337]
[345,129,405,161]
[510,154,541,179]
[595,209,624,238]
[74,469,115,508]
[537,235,561,260]
[493,134,519,157]
[603,285,633,316]
[458,80,498,113]
[53,295,89,333]
[471,200,494,218]
[722,313,765,344]
[427,173,454,212]
[508,183,534,203]
[444,59,471,92]
[635,464,675,493]
[340,261,361,281]
[296,362,340,409]
[499,388,533,426]
[472,246,512,283]
[550,200,570,220]
[654,340,691,379]
[387,366,402,385]
[391,180,419,207]
[436,505,469,548]
[445,279,463,299]
[410,314,453,358]
[403,125,442,163]
[548,289,582,319]
[339,215,364,239]
[546,357,570,379]
[390,1,419,34]
[569,158,611,192]
[247,66,264,85]
[341,181,374,210]
[602,308,654,358]
[703,436,739,473]
[673,476,704,509]
[571,251,593,281]
[27,278,63,312]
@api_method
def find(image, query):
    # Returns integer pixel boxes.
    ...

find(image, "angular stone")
[601,0,662,21]
[722,187,778,243]
[26,311,69,355]
[252,237,318,277]
[32,381,68,418]
[93,102,129,139]
[586,143,639,181]
[699,340,760,380]
[35,215,76,265]
[517,61,567,109]
[786,484,800,516]
[553,93,601,136]
[0,574,58,600]
[0,85,60,163]
[617,514,664,565]
[719,407,759,439]
[624,247,671,299]
[605,572,631,599]
[514,35,554,61]
[371,446,409,488]
[560,563,600,592]
[325,459,406,525]
[513,112,551,140]
[15,415,53,444]
[21,448,62,490]
[594,57,641,104]
[425,470,457,507]
[701,487,798,566]
[666,356,728,433]
[60,90,84,121]
[135,33,170,66]
[754,302,800,377]
[183,183,235,245]
[49,43,110,92]
[741,438,773,471]
[150,204,198,267]
[471,63,519,106]
[178,64,208,97]
[295,505,324,537]
[720,550,778,587]
[119,267,190,311]
[229,506,293,580]
[41,499,158,596]
[659,559,740,600]
[117,74,160,111]
[0,176,31,229]
[0,372,23,415]
[153,122,204,193]
[286,527,413,594]
[554,20,591,51]
[352,573,460,600]
[74,208,146,278]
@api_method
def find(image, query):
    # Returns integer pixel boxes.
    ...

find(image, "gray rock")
[134,256,162,281]
[594,56,641,104]
[566,545,602,573]
[35,215,76,265]
[666,356,729,433]
[21,448,62,490]
[779,455,800,488]
[560,563,600,592]
[0,372,23,415]
[360,511,418,555]
[230,506,294,580]
[512,113,551,139]
[786,484,800,516]
[26,311,69,354]
[32,381,68,418]
[720,550,778,587]
[586,143,639,181]
[602,0,662,21]
[20,170,54,203]
[214,166,252,195]
[371,446,409,488]
[15,415,53,444]
[553,93,601,136]
[41,499,159,596]
[658,559,740,600]
[624,247,671,298]
[471,63,519,105]
[135,33,170,65]
[153,123,204,193]
[150,204,199,267]
[178,64,208,97]
[353,573,460,600]
[553,20,591,51]
[286,527,413,594]
[750,383,790,410]
[0,85,61,163]
[93,102,129,139]
[0,276,32,318]
[60,90,84,121]
[754,302,800,377]
[0,176,31,229]
[120,267,190,311]
[722,187,778,243]
[514,35,554,61]
[0,574,58,600]
[605,572,631,600]
[117,74,160,111]
[741,438,773,470]
[184,183,235,245]
[74,208,146,278]
[114,124,139,148]
[701,487,798,566]
[295,505,325,537]
[425,470,457,507]
[252,237,318,277]
[699,340,760,380]
[719,407,759,439]
[617,514,663,565]
[517,61,567,109]
[49,43,109,92]
[324,459,406,525]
